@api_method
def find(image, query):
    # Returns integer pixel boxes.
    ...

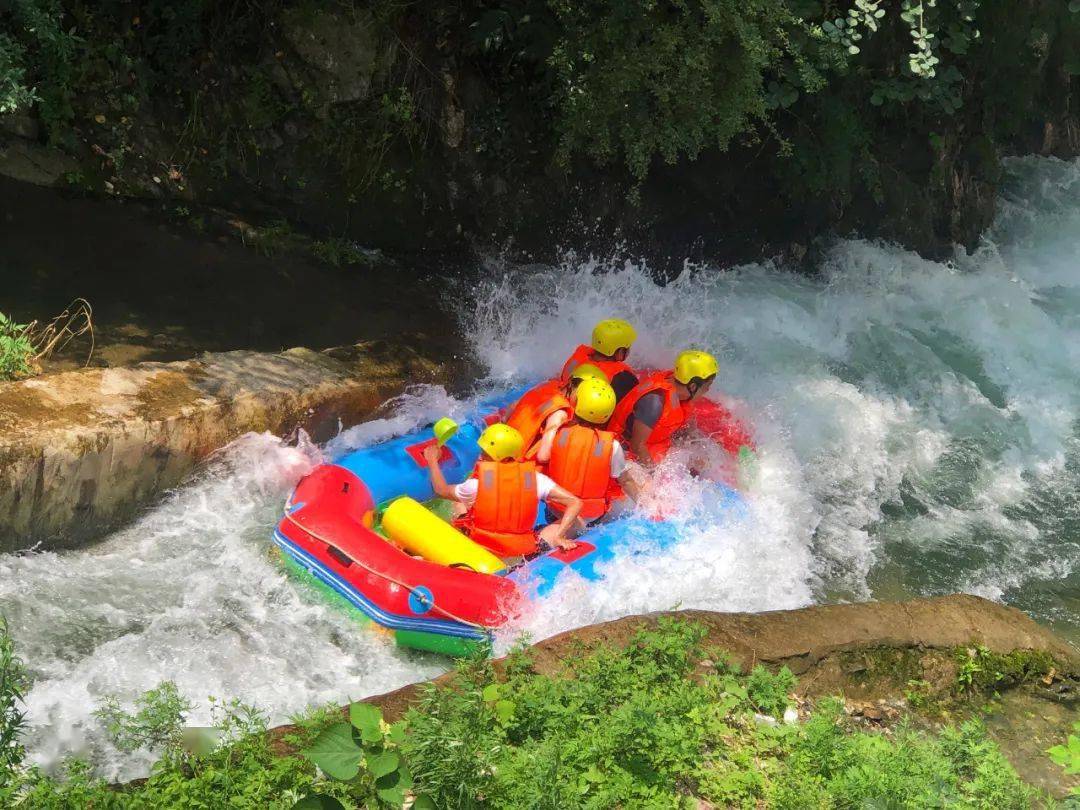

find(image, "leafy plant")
[299,701,416,808]
[1047,721,1080,798]
[311,238,375,269]
[0,312,35,380]
[94,681,194,756]
[0,32,34,113]
[246,219,305,258]
[0,618,27,789]
[746,663,796,717]
[954,645,1055,694]
[0,620,1052,808]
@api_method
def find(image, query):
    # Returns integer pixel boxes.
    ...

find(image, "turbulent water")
[3,155,1079,779]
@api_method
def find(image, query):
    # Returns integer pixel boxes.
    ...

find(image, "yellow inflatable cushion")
[382,496,505,574]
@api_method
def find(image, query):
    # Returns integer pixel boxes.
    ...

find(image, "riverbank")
[272,594,1080,798]
[0,174,459,373]
[2,596,1076,806]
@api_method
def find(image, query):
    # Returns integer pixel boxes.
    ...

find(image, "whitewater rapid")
[2,155,1079,779]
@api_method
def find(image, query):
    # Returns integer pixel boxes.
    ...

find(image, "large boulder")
[0,136,80,188]
[0,342,445,552]
[279,6,391,105]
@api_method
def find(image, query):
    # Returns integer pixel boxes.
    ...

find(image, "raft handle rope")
[281,508,497,635]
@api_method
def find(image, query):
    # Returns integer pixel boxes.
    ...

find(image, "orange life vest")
[464,460,540,556]
[607,371,688,461]
[504,379,572,458]
[559,344,634,384]
[546,424,616,520]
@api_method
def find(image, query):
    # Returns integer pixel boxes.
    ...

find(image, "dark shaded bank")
[1,2,1078,271]
[0,175,459,370]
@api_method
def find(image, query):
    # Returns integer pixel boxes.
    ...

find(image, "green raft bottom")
[278,541,490,659]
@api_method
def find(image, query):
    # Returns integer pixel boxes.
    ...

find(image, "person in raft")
[505,362,608,464]
[545,376,642,527]
[560,318,640,402]
[422,423,584,553]
[607,349,721,465]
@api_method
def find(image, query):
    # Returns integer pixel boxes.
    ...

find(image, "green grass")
[0,618,1054,808]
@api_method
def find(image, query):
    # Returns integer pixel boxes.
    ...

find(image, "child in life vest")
[505,363,608,464]
[545,377,641,528]
[423,423,583,553]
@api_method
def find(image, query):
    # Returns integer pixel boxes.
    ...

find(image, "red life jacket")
[463,460,539,556]
[607,371,688,461]
[546,424,615,520]
[559,344,633,384]
[504,379,572,458]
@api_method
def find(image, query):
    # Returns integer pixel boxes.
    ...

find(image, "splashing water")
[3,155,1080,778]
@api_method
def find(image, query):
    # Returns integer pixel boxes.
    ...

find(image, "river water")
[2,155,1079,779]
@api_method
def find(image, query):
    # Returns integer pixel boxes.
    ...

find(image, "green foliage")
[16,692,360,809]
[0,312,35,380]
[954,645,1056,694]
[764,705,1038,808]
[0,0,82,140]
[0,33,34,114]
[311,238,375,269]
[0,618,28,795]
[298,700,414,807]
[1047,721,1080,797]
[402,619,1039,808]
[547,0,816,182]
[0,621,1049,808]
[746,664,796,717]
[94,681,194,756]
[247,219,304,258]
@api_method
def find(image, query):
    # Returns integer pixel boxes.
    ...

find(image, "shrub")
[0,618,28,794]
[311,238,375,269]
[0,620,1048,808]
[1047,721,1080,799]
[94,682,194,756]
[746,664,796,717]
[0,312,35,380]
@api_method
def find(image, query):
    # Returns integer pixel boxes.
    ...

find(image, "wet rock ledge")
[0,343,445,553]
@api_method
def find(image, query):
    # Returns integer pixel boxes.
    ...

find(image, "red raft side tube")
[275,464,522,641]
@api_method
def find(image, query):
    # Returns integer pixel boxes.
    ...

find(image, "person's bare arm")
[535,410,569,463]
[422,444,459,501]
[629,419,656,465]
[617,470,641,502]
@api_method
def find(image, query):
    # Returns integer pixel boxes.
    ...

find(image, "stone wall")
[0,342,445,552]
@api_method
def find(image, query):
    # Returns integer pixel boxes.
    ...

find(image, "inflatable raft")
[273,387,748,656]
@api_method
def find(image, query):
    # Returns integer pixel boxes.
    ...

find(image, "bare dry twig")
[26,298,95,367]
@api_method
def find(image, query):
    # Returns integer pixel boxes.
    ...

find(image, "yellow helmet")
[673,350,719,385]
[573,377,617,424]
[477,423,525,461]
[569,362,609,383]
[590,319,637,357]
